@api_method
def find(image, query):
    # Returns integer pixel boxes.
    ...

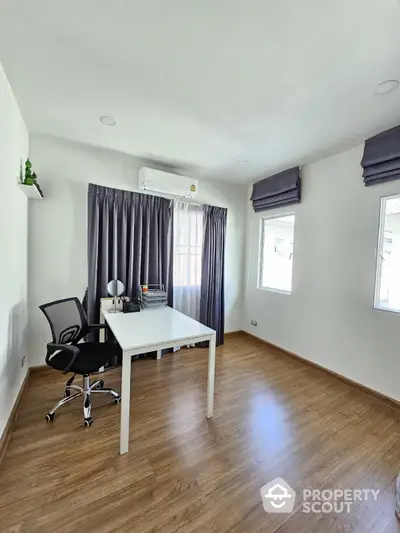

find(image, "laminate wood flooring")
[1,333,400,532]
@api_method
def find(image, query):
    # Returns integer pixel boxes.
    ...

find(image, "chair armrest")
[46,343,80,374]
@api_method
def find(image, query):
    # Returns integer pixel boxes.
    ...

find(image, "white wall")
[244,144,400,401]
[28,134,247,367]
[0,64,29,438]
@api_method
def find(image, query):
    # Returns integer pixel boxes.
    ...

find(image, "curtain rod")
[172,196,225,209]
[143,189,221,209]
[174,197,203,207]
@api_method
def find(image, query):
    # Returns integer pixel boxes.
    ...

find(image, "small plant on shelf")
[22,158,44,197]
[23,158,34,185]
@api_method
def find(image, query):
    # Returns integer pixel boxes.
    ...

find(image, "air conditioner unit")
[138,167,198,199]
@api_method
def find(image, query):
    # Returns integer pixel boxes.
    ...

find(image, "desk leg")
[120,351,131,454]
[98,309,105,373]
[207,334,216,419]
[99,309,105,343]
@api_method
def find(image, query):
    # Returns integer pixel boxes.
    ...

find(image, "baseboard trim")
[242,330,400,412]
[224,330,242,338]
[0,368,31,466]
[29,364,48,375]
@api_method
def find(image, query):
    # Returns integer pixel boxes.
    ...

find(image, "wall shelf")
[18,183,43,200]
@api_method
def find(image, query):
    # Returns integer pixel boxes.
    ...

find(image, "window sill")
[374,304,400,315]
[257,286,291,296]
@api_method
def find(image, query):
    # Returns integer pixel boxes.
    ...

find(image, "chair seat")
[48,342,122,374]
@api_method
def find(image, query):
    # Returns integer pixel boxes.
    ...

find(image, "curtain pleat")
[200,205,227,346]
[87,184,173,327]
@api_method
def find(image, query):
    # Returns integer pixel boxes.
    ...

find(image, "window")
[173,203,203,287]
[258,214,295,294]
[173,201,203,324]
[374,194,400,313]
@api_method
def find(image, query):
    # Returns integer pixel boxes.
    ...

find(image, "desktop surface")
[103,306,215,351]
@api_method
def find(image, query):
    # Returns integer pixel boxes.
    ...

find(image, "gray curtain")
[361,125,400,186]
[250,167,301,212]
[200,205,227,346]
[87,184,173,326]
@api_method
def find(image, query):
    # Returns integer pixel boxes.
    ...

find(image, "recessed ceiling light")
[237,160,249,166]
[100,115,117,126]
[375,80,399,96]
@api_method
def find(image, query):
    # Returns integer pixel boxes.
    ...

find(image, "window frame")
[257,211,295,295]
[374,193,400,314]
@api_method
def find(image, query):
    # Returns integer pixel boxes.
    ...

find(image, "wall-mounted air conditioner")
[138,167,198,199]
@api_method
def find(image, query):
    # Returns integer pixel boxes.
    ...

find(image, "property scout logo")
[260,478,380,514]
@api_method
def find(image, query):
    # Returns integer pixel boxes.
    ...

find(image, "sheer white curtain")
[173,201,203,321]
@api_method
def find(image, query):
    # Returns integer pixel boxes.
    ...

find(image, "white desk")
[103,306,216,455]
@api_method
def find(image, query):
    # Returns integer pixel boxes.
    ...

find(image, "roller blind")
[250,167,301,212]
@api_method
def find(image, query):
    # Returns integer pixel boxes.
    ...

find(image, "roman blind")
[361,125,400,186]
[250,167,301,212]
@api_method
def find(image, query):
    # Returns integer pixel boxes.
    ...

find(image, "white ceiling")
[1,0,400,184]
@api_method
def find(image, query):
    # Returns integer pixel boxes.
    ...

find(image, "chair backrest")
[39,297,89,345]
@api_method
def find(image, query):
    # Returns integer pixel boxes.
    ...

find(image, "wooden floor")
[1,333,400,533]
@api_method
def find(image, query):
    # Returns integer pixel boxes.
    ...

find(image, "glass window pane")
[375,196,400,312]
[173,207,203,287]
[259,214,295,293]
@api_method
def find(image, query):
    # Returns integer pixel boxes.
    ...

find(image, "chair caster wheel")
[97,380,104,389]
[64,389,70,398]
[46,413,55,422]
[114,396,122,404]
[84,417,93,427]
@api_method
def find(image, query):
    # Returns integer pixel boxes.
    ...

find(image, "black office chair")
[39,297,122,427]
